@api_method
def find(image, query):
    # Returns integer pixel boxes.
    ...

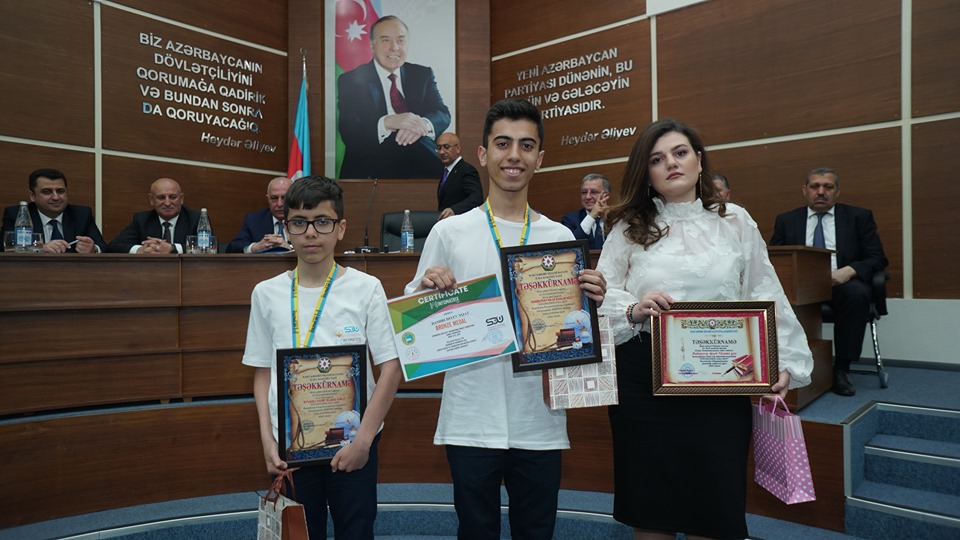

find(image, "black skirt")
[608,335,751,539]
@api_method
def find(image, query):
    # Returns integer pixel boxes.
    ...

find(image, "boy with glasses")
[242,175,402,539]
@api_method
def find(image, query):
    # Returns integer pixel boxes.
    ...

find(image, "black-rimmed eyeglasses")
[285,217,340,235]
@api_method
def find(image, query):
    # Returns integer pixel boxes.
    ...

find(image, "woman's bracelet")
[626,302,640,326]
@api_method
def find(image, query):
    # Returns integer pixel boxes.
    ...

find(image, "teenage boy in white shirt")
[405,99,607,539]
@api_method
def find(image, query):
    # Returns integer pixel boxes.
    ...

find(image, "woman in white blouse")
[597,119,813,540]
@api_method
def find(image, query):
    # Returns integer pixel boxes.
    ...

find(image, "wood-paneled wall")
[492,0,960,300]
[0,0,288,245]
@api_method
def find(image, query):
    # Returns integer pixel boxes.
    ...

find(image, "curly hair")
[605,119,727,248]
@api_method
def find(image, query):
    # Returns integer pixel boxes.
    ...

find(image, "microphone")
[356,178,380,253]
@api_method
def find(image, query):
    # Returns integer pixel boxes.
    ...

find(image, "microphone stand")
[355,179,380,253]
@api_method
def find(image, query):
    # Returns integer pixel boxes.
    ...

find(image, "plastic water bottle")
[400,209,414,253]
[197,208,212,253]
[14,201,32,252]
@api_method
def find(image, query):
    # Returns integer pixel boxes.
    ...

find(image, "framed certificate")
[500,240,601,372]
[276,345,367,466]
[651,301,779,396]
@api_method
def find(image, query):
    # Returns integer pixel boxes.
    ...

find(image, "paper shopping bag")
[543,315,618,409]
[752,395,817,504]
[257,470,309,540]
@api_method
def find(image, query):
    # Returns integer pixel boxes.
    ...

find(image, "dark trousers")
[445,445,561,540]
[830,278,872,371]
[290,432,381,540]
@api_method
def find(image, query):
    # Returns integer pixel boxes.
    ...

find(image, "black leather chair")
[380,211,439,253]
[822,271,890,388]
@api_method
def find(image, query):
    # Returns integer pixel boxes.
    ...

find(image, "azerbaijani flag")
[287,75,310,181]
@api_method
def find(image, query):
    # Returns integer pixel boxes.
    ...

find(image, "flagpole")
[288,48,311,180]
[300,48,307,88]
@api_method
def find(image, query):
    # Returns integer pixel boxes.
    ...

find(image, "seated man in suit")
[337,15,451,179]
[226,176,293,253]
[712,173,731,201]
[107,178,205,254]
[770,167,888,396]
[561,173,610,250]
[1,168,106,253]
[437,132,483,220]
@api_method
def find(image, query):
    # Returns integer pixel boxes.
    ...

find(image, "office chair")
[380,211,440,253]
[822,271,890,388]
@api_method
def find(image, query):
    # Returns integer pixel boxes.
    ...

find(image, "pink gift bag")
[752,395,817,504]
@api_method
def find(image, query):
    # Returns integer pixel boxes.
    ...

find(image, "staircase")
[846,403,960,539]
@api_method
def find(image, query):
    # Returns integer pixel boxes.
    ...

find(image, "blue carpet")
[800,366,960,424]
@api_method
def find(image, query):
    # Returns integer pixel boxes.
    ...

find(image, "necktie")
[594,220,604,242]
[162,221,173,244]
[388,73,408,113]
[276,221,285,240]
[440,168,449,190]
[812,213,826,248]
[50,219,63,241]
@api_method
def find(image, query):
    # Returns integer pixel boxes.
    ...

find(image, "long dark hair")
[605,119,726,249]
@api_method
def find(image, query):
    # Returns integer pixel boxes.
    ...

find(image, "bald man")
[227,176,294,253]
[436,132,482,219]
[107,178,206,254]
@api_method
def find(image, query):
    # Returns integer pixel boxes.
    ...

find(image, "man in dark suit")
[107,178,204,254]
[226,176,293,253]
[561,173,610,250]
[770,167,888,396]
[337,15,451,179]
[436,132,483,219]
[1,168,106,253]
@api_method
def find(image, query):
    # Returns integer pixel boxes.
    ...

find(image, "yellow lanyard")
[290,264,337,348]
[484,199,530,254]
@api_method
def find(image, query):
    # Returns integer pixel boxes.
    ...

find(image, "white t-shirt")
[404,206,575,450]
[242,267,399,440]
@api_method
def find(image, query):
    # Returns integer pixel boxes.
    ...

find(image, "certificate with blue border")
[276,345,366,466]
[500,240,601,372]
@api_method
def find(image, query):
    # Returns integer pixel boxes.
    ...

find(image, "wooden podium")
[767,246,834,410]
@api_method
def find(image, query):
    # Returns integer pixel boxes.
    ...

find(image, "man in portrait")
[337,15,451,179]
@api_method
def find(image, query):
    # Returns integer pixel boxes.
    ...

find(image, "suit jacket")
[226,208,279,253]
[438,158,483,215]
[107,206,203,253]
[561,208,605,250]
[769,203,888,282]
[337,60,451,179]
[1,203,106,252]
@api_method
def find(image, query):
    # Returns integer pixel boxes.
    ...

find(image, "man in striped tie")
[769,167,888,396]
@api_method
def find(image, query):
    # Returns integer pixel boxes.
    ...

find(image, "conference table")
[0,247,838,530]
